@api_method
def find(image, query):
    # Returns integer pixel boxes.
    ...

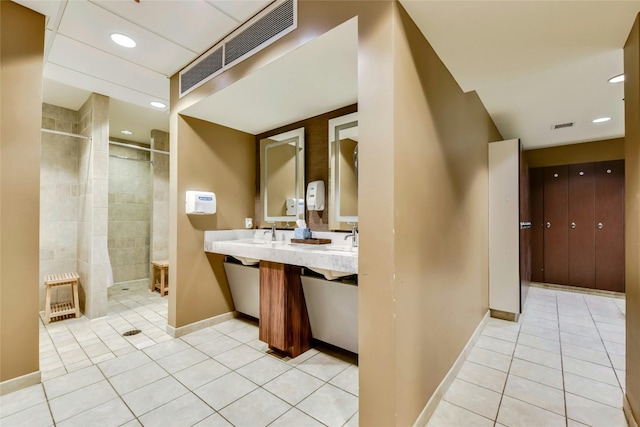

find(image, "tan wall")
[391,5,502,424]
[624,13,640,425]
[170,115,255,328]
[171,1,498,424]
[0,1,44,383]
[525,138,625,168]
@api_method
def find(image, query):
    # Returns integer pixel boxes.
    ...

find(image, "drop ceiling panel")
[182,18,357,135]
[48,35,168,99]
[90,0,239,53]
[42,79,92,111]
[207,0,272,23]
[58,0,193,75]
[45,62,169,112]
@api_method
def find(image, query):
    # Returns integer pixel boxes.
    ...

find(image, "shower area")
[39,93,169,320]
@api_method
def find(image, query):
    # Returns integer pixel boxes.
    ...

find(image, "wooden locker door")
[568,163,596,288]
[595,160,625,292]
[543,165,569,285]
[530,168,545,283]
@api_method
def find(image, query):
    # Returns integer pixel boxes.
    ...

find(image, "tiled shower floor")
[0,284,359,427]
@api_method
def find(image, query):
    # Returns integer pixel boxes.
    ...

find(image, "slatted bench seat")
[43,272,80,324]
[151,261,169,296]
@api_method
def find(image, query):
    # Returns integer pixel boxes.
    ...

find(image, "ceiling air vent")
[552,122,574,130]
[178,0,297,98]
[224,0,296,67]
[180,46,223,96]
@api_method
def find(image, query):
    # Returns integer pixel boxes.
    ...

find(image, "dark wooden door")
[568,163,596,288]
[543,165,569,285]
[595,160,625,292]
[530,168,545,283]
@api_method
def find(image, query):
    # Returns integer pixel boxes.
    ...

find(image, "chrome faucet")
[344,223,358,248]
[263,222,276,241]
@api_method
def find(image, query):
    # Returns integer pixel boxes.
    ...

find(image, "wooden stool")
[43,272,80,324]
[151,261,169,296]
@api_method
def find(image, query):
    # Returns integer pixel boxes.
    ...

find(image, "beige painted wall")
[169,116,255,328]
[171,1,500,424]
[0,1,44,383]
[624,13,640,425]
[525,137,625,168]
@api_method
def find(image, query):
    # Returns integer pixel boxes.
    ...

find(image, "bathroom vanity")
[205,229,358,355]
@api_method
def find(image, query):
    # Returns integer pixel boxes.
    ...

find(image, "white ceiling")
[13,0,640,149]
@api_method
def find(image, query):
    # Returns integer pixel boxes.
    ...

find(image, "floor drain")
[122,329,141,336]
[121,288,129,291]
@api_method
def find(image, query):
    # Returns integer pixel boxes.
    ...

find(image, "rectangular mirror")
[260,127,305,226]
[328,113,358,230]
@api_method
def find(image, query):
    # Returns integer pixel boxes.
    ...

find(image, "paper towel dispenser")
[186,191,216,215]
[307,181,325,211]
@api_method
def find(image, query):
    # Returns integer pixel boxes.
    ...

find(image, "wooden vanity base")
[259,261,312,358]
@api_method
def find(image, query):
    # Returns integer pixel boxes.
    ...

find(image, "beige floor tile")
[520,323,560,341]
[214,344,267,370]
[173,358,231,390]
[599,330,625,344]
[481,325,519,343]
[109,362,168,395]
[475,335,516,356]
[227,325,260,343]
[49,380,118,423]
[603,340,625,356]
[568,419,590,427]
[565,392,628,427]
[522,314,558,331]
[562,342,611,367]
[467,347,512,372]
[270,408,326,427]
[329,364,359,396]
[426,400,493,427]
[560,322,600,339]
[236,355,292,385]
[296,351,351,381]
[443,379,501,420]
[0,384,47,417]
[496,395,565,427]
[564,372,623,408]
[213,318,255,334]
[0,402,53,427]
[615,369,626,389]
[524,302,557,315]
[562,356,619,386]
[263,368,325,405]
[121,376,188,417]
[196,335,243,358]
[138,393,214,427]
[142,339,190,360]
[56,398,134,427]
[179,327,223,347]
[509,358,563,390]
[155,347,208,374]
[43,365,105,399]
[514,344,562,370]
[219,388,291,427]
[504,374,565,416]
[297,384,359,427]
[517,332,560,353]
[98,350,151,378]
[344,411,359,427]
[194,372,257,411]
[192,413,233,426]
[525,308,558,322]
[456,360,507,393]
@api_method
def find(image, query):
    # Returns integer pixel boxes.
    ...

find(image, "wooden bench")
[43,272,80,324]
[151,261,169,296]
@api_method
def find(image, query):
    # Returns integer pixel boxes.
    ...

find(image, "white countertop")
[204,230,358,277]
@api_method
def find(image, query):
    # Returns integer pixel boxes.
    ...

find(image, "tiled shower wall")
[107,143,152,284]
[151,129,169,263]
[39,104,80,309]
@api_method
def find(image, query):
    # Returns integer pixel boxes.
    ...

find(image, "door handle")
[597,222,604,230]
[571,222,576,229]
[546,222,551,229]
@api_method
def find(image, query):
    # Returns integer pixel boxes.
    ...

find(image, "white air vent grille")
[552,122,574,130]
[180,47,223,95]
[179,0,297,98]
[225,0,295,66]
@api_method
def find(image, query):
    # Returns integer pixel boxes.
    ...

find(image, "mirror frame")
[328,112,358,229]
[260,127,305,225]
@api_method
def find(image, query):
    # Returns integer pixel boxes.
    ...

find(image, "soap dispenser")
[306,181,325,211]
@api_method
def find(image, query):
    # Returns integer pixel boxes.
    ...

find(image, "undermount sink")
[232,256,260,265]
[308,267,352,281]
[325,245,358,254]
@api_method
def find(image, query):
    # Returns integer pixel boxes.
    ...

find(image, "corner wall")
[151,130,170,264]
[0,1,44,385]
[624,13,640,426]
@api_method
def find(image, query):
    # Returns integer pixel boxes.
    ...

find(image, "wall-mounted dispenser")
[306,180,325,211]
[186,191,216,214]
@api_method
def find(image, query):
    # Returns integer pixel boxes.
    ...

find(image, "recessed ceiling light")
[150,101,166,109]
[592,117,611,123]
[110,33,136,48]
[121,130,133,135]
[608,74,624,83]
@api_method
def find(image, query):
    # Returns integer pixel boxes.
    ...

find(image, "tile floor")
[0,284,359,427]
[428,285,627,427]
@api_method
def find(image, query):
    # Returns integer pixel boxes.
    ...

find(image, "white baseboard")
[625,394,639,427]
[166,311,236,338]
[413,311,490,427]
[0,370,41,396]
